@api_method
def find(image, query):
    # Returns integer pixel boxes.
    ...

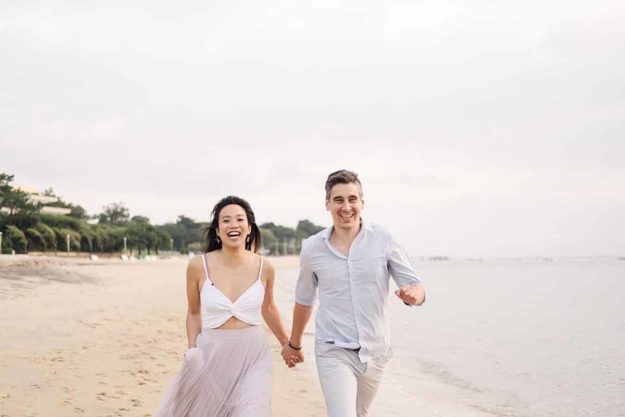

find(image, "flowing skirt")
[155,326,272,417]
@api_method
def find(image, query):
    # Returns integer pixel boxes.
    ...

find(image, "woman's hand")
[281,342,304,368]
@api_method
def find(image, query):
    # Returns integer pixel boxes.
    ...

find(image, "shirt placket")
[347,233,365,351]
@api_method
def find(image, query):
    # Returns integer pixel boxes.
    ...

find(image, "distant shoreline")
[2,252,620,270]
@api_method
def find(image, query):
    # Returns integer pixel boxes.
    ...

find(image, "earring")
[246,235,251,243]
[215,236,221,243]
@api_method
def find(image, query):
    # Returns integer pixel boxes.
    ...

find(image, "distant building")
[0,185,71,215]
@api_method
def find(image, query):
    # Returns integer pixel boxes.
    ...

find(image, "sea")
[276,257,625,417]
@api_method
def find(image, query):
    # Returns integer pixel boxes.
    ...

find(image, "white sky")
[1,0,624,257]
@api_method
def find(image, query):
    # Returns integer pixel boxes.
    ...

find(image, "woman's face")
[216,204,251,249]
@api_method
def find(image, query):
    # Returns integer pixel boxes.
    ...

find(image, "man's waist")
[314,337,361,350]
[314,338,392,364]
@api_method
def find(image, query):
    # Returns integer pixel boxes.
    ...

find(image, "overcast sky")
[1,0,624,257]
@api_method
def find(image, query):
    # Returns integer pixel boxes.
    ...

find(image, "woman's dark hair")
[202,196,262,253]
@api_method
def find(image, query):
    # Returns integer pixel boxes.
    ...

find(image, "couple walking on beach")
[155,169,426,417]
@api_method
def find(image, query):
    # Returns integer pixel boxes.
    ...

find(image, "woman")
[155,196,291,417]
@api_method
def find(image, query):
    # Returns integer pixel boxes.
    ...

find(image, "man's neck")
[329,222,362,254]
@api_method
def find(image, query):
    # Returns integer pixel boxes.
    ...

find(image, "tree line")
[0,173,323,256]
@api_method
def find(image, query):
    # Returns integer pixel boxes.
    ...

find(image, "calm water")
[388,258,625,417]
[277,258,625,417]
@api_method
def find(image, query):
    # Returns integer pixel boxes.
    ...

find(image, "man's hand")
[395,283,425,305]
[281,343,304,368]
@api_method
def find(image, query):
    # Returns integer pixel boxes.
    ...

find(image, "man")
[282,169,426,417]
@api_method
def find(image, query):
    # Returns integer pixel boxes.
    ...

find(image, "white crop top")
[200,254,265,329]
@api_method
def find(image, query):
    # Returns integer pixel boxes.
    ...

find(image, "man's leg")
[355,356,388,417]
[315,344,359,417]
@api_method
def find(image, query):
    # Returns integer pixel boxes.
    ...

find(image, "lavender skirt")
[155,326,272,417]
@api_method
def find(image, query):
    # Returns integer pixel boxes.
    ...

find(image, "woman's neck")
[219,245,249,265]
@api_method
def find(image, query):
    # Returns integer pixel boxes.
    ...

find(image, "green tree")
[53,227,81,251]
[92,224,125,253]
[25,227,46,251]
[145,227,160,255]
[294,219,324,252]
[0,173,38,218]
[67,204,89,220]
[131,215,150,224]
[158,215,201,253]
[39,213,82,230]
[296,219,324,238]
[4,225,27,253]
[126,222,148,255]
[0,173,17,210]
[260,228,278,255]
[91,224,109,252]
[126,216,169,255]
[78,224,94,252]
[259,222,298,255]
[127,220,164,255]
[259,222,296,240]
[155,229,172,254]
[98,202,130,226]
[35,223,57,252]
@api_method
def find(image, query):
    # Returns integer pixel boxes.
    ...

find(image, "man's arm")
[387,239,426,306]
[289,302,313,348]
[281,240,317,367]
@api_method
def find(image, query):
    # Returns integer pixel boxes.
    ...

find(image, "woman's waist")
[200,324,264,339]
[201,309,262,328]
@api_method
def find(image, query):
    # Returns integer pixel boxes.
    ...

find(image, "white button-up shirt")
[295,220,423,363]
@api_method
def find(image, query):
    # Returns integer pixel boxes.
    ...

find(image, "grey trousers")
[315,342,390,417]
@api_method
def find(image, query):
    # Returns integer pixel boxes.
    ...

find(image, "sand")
[0,254,325,417]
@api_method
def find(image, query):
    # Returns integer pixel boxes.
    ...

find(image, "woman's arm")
[186,257,202,348]
[261,260,289,347]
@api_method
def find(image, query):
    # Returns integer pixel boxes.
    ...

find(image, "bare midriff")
[215,316,254,330]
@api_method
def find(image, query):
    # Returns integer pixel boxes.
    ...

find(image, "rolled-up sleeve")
[295,241,318,306]
[386,239,422,288]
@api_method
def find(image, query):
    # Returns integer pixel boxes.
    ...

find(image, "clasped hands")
[281,342,304,368]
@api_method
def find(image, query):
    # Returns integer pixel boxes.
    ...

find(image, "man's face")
[325,182,364,231]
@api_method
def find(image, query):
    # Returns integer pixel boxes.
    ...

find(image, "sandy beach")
[0,255,324,417]
[3,253,622,417]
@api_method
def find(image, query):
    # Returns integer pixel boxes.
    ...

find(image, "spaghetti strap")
[256,256,264,281]
[200,253,212,285]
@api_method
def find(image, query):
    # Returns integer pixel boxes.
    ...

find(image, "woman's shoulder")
[195,250,222,265]
[187,253,206,275]
[248,252,271,267]
[258,254,275,276]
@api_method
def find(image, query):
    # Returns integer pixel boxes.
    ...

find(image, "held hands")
[395,283,425,305]
[281,342,304,368]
